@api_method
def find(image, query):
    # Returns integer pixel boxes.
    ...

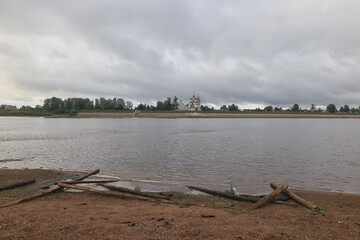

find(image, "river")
[1,117,359,194]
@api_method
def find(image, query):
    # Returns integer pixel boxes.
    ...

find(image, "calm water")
[1,117,359,194]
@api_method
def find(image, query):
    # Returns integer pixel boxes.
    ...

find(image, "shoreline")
[1,169,360,239]
[76,111,360,119]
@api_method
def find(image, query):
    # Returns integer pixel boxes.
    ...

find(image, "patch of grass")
[134,186,141,192]
[0,196,16,200]
[225,209,238,215]
[310,208,328,213]
[210,201,228,209]
[175,202,190,207]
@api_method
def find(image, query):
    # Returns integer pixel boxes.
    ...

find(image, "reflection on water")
[0,117,359,194]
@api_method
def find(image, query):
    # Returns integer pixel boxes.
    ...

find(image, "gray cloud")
[1,0,360,108]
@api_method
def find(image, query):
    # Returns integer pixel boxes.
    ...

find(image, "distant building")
[187,94,201,111]
[3,105,17,110]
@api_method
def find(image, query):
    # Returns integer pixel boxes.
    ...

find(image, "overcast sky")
[1,0,359,109]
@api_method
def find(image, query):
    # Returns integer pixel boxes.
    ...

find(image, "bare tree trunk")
[57,183,173,204]
[270,183,319,210]
[98,183,170,200]
[0,169,100,209]
[187,186,262,203]
[243,184,288,211]
[0,180,35,191]
[55,180,119,184]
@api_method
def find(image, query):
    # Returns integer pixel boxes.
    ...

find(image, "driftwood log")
[57,182,173,204]
[187,186,262,203]
[54,180,119,185]
[0,179,35,191]
[98,183,170,200]
[243,184,288,211]
[74,169,100,181]
[270,183,319,210]
[0,159,24,163]
[0,169,100,209]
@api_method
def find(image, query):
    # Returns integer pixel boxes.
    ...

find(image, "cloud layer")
[1,0,360,108]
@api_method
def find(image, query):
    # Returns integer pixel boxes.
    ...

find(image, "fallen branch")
[187,186,261,203]
[272,200,298,207]
[54,180,119,185]
[270,183,319,210]
[75,169,100,181]
[57,182,173,203]
[98,183,170,200]
[0,159,24,163]
[0,169,100,209]
[243,184,288,211]
[0,179,35,191]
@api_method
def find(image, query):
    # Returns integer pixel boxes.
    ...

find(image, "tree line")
[1,97,360,114]
[40,97,134,114]
[255,103,359,113]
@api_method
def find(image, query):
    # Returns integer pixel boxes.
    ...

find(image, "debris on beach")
[0,168,320,213]
[0,169,174,209]
[187,182,319,211]
[98,183,171,200]
[242,184,288,211]
[187,186,262,203]
[0,179,35,191]
[0,169,100,208]
[270,182,319,210]
[0,159,24,163]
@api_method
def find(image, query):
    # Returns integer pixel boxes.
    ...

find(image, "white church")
[176,93,201,111]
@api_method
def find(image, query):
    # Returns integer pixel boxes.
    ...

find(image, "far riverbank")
[76,111,360,118]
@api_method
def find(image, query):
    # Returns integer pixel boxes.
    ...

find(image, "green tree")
[291,104,300,112]
[201,105,213,111]
[172,96,179,110]
[228,104,239,111]
[343,105,350,113]
[220,105,228,111]
[136,103,146,110]
[264,106,273,112]
[326,104,337,113]
[43,97,64,112]
[20,105,33,110]
[156,98,173,110]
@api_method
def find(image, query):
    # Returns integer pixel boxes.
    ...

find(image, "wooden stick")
[98,183,170,200]
[243,184,288,211]
[57,182,172,203]
[0,169,100,209]
[54,180,119,185]
[187,186,262,203]
[270,183,319,210]
[0,179,35,191]
[0,159,24,163]
[75,169,100,181]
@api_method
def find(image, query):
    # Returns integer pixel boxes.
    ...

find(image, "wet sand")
[0,169,359,239]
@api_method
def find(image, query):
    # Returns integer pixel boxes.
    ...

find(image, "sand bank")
[76,111,360,119]
[0,169,359,239]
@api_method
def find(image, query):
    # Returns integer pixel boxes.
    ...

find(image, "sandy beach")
[0,169,359,239]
